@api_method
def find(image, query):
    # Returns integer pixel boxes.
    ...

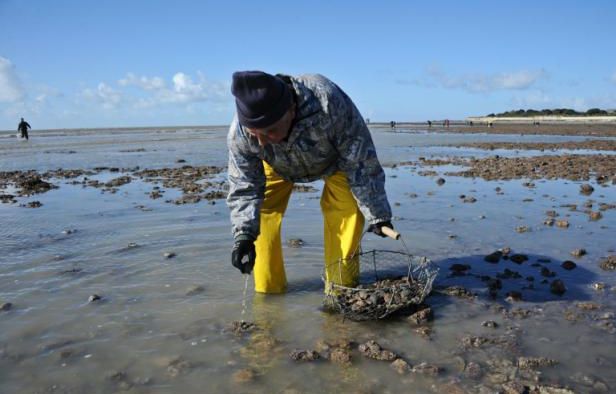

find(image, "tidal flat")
[1,125,615,393]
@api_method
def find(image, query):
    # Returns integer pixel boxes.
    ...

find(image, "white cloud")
[0,57,25,102]
[407,65,547,93]
[118,71,228,108]
[81,82,122,109]
[118,73,166,90]
[76,71,230,120]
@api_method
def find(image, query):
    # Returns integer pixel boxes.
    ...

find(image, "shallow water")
[1,127,615,393]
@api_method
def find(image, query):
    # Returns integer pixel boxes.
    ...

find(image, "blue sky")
[1,0,615,129]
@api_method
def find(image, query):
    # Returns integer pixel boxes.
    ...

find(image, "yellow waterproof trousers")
[254,162,365,293]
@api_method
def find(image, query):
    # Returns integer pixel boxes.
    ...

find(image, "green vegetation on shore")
[486,108,616,117]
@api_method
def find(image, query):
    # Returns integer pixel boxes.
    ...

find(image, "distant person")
[469,121,474,126]
[18,118,31,140]
[427,120,432,127]
[445,119,450,127]
[390,120,396,129]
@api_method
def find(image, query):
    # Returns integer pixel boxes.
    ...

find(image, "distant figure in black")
[427,120,432,127]
[18,118,31,140]
[390,120,396,129]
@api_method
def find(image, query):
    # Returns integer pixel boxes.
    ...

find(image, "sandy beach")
[1,126,615,393]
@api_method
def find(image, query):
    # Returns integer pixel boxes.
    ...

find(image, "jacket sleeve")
[226,116,265,240]
[329,85,392,225]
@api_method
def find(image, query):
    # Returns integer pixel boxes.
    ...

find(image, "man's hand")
[231,240,256,274]
[367,221,394,238]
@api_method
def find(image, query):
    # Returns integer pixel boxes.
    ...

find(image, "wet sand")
[447,139,616,151]
[1,126,615,393]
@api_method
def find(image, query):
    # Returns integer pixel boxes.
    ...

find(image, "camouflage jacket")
[227,74,392,240]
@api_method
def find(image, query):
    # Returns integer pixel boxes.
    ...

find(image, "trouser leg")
[253,161,293,293]
[321,171,365,291]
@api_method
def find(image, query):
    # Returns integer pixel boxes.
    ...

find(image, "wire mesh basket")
[323,246,438,321]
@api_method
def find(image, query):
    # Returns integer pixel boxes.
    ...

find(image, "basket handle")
[381,226,401,240]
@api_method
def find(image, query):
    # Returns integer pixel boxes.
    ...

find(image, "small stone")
[517,357,558,369]
[544,218,555,226]
[88,294,101,302]
[163,252,176,259]
[358,340,398,361]
[166,357,192,377]
[592,282,606,291]
[589,211,603,221]
[106,370,128,383]
[463,196,477,203]
[185,285,205,296]
[407,306,433,326]
[502,381,529,394]
[464,361,483,379]
[505,291,523,302]
[1,302,13,311]
[414,326,432,338]
[599,255,616,271]
[411,362,440,376]
[510,254,528,264]
[481,320,498,328]
[287,238,305,248]
[546,210,558,217]
[290,349,320,362]
[484,251,502,263]
[580,184,594,195]
[515,226,530,233]
[598,312,615,320]
[541,267,556,277]
[550,280,566,296]
[390,358,411,374]
[441,286,475,299]
[570,248,586,258]
[561,261,577,270]
[449,264,471,273]
[229,320,257,336]
[329,348,352,365]
[576,302,600,311]
[556,220,569,228]
[436,178,446,186]
[232,368,255,383]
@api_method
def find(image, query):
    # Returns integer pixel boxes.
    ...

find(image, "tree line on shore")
[486,108,615,117]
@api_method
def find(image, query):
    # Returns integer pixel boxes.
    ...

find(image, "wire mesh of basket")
[323,233,439,321]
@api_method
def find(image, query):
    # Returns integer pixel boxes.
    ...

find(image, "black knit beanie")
[231,71,292,128]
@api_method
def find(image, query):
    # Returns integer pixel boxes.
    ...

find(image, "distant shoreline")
[466,115,616,124]
[2,119,616,137]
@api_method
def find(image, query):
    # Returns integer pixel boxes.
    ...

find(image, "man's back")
[18,120,30,131]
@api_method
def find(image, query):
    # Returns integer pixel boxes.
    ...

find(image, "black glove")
[367,221,394,238]
[231,239,256,274]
